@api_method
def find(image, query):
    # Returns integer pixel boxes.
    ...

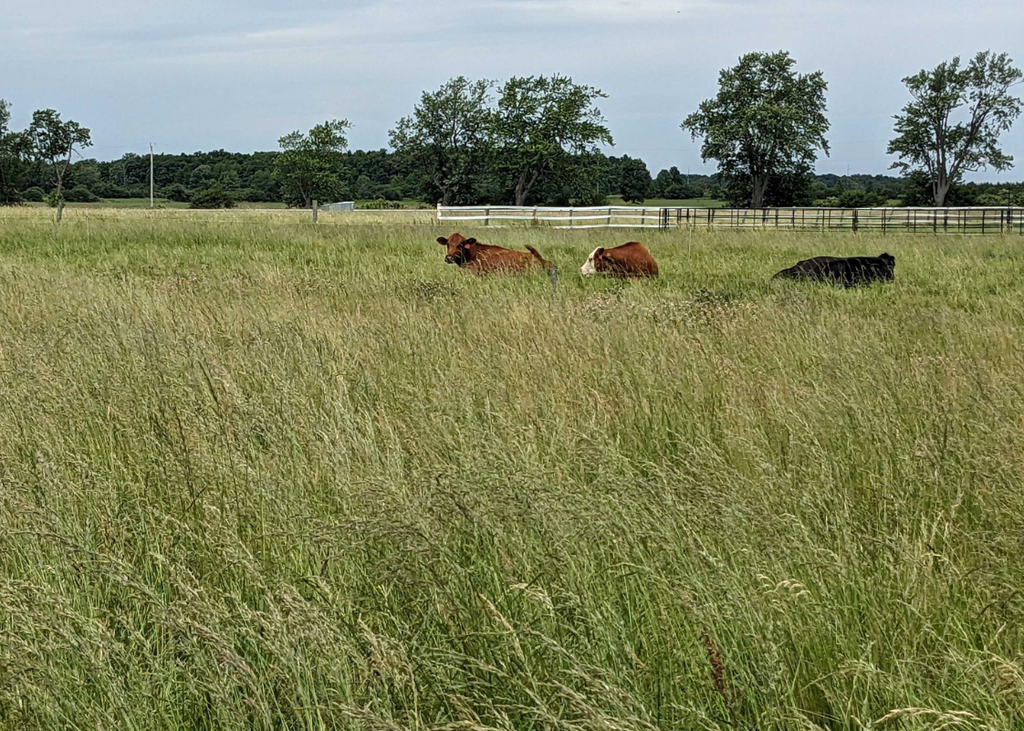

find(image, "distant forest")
[9,149,1024,208]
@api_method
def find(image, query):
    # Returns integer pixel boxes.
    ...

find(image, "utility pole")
[149,143,154,208]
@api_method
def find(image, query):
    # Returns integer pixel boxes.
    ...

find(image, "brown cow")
[437,232,553,274]
[580,242,658,278]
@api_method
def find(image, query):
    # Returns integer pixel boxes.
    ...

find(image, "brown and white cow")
[437,233,553,274]
[580,242,658,278]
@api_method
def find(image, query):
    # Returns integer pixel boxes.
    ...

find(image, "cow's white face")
[580,248,600,276]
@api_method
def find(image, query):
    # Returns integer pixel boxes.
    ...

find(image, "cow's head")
[437,233,477,265]
[580,247,605,276]
[879,252,896,279]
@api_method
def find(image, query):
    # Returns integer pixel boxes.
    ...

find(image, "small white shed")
[320,201,355,211]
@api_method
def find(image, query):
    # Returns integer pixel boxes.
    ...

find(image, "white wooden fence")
[438,205,1024,234]
[437,205,666,229]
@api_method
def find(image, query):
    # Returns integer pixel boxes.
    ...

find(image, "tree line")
[1,51,1021,210]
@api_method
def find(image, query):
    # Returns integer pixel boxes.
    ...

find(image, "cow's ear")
[464,238,477,246]
[594,247,606,258]
[437,237,448,245]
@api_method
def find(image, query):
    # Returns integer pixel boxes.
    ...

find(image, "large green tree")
[27,109,92,221]
[0,99,30,205]
[274,120,351,208]
[888,51,1022,206]
[618,156,651,203]
[492,75,613,206]
[389,77,493,206]
[682,51,829,208]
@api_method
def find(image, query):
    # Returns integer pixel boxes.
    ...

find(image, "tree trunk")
[514,170,540,207]
[750,175,767,209]
[514,176,526,207]
[933,179,950,207]
[55,179,64,224]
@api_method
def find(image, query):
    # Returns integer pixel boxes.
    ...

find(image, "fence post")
[569,208,573,228]
[312,200,318,224]
[982,209,986,234]
[485,207,490,227]
[607,207,612,227]
[853,208,859,233]
[533,207,538,226]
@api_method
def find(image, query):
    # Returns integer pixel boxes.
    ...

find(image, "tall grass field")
[1,209,1023,730]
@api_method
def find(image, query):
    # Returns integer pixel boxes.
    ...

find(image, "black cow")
[773,253,895,287]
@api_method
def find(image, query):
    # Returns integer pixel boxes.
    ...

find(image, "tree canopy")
[887,51,1023,206]
[0,100,31,204]
[27,109,92,219]
[618,156,651,203]
[389,77,493,206]
[274,120,351,208]
[492,75,613,206]
[682,51,830,208]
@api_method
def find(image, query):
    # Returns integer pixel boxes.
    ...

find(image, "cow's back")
[773,256,837,280]
[601,242,659,277]
[465,245,543,273]
[774,254,894,286]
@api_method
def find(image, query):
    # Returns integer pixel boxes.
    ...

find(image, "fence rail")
[437,205,666,229]
[438,205,1024,234]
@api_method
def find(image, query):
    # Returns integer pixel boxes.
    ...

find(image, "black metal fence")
[658,206,1024,234]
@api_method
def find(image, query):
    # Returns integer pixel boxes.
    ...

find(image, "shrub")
[356,199,400,210]
[91,182,132,199]
[381,185,404,202]
[165,184,191,203]
[63,185,101,203]
[21,186,44,202]
[190,184,236,209]
[837,188,884,208]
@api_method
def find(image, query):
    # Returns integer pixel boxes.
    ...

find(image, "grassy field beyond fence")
[1,210,1023,730]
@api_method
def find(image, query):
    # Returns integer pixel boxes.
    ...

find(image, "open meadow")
[1,209,1024,730]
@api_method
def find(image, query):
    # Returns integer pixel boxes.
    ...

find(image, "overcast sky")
[3,0,1023,180]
